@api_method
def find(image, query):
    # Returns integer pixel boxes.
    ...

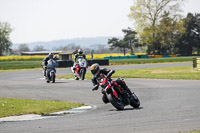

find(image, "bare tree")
[33,45,46,51]
[129,0,184,54]
[129,0,184,33]
[18,43,30,53]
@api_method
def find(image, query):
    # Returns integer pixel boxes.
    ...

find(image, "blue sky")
[0,0,200,43]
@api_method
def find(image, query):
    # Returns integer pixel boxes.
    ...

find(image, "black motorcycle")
[93,77,140,110]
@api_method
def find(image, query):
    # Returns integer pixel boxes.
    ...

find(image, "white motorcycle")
[46,59,57,83]
[71,58,87,80]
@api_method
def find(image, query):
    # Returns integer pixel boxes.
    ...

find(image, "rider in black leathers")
[42,53,54,76]
[91,63,134,103]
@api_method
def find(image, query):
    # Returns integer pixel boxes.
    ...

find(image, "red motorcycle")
[93,77,140,110]
[71,58,87,80]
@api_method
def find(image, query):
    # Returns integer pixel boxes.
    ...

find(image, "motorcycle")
[71,58,87,80]
[93,77,140,110]
[46,59,57,83]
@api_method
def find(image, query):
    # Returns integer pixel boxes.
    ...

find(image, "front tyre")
[51,73,55,83]
[130,93,140,108]
[81,68,86,80]
[107,94,124,110]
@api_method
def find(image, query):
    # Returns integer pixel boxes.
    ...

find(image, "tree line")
[108,0,200,56]
[1,0,200,56]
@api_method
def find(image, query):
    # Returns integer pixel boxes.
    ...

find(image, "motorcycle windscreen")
[78,58,87,67]
[47,59,57,69]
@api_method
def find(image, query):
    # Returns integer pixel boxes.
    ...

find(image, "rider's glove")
[92,85,99,91]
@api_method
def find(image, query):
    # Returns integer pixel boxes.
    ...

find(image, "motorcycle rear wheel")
[107,93,124,110]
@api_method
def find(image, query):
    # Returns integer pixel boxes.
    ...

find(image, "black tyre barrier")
[57,60,74,68]
[87,59,109,66]
[57,59,109,68]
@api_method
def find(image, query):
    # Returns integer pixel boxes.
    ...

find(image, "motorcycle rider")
[72,49,87,73]
[42,53,54,77]
[90,63,134,103]
[74,49,87,63]
[43,53,58,83]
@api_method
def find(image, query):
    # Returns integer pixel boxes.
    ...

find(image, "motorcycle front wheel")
[80,68,86,80]
[51,73,55,83]
[107,93,124,110]
[130,93,140,108]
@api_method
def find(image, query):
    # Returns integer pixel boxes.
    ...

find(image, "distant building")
[59,50,77,61]
[21,51,61,56]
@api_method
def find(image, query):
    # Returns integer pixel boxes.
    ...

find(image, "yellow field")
[0,53,147,61]
[86,53,131,59]
[0,55,47,61]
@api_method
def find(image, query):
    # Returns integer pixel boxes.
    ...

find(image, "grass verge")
[0,60,42,70]
[0,56,195,70]
[109,57,194,65]
[57,66,200,80]
[0,98,82,118]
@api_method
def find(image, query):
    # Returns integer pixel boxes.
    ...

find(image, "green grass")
[0,56,196,70]
[178,131,200,133]
[0,98,82,118]
[109,57,195,65]
[114,66,200,80]
[57,66,200,80]
[0,60,42,70]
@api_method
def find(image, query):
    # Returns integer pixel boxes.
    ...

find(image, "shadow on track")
[109,107,143,111]
[49,81,68,83]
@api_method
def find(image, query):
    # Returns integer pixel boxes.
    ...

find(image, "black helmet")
[48,53,54,58]
[78,49,83,54]
[91,63,100,75]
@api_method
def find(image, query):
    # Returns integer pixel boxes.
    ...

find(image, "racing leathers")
[91,68,133,102]
[42,56,50,76]
[74,53,87,63]
[72,53,87,72]
[42,56,57,77]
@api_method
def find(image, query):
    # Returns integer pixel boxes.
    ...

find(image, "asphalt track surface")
[0,63,200,133]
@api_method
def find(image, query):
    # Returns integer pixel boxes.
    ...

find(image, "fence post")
[193,58,197,68]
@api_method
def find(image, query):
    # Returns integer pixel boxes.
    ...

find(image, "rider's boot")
[73,67,75,73]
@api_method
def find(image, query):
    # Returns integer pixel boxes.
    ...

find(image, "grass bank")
[109,57,194,65]
[0,98,82,118]
[0,60,42,70]
[0,56,195,70]
[57,66,200,80]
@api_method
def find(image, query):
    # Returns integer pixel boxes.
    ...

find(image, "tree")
[156,11,184,54]
[175,13,200,55]
[108,38,128,55]
[0,21,12,56]
[122,27,139,55]
[108,28,139,55]
[33,45,46,51]
[193,13,200,54]
[18,43,30,53]
[67,43,80,50]
[129,0,184,54]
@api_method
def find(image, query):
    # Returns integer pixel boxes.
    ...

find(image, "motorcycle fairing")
[50,70,56,76]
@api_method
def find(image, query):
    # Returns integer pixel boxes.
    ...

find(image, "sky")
[0,0,200,44]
